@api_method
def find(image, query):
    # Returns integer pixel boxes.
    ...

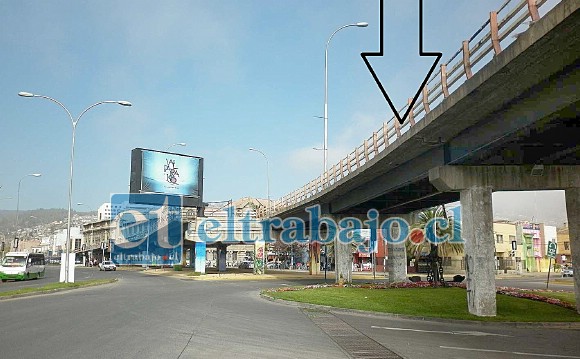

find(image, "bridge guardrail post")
[407,98,416,126]
[422,85,430,113]
[462,40,473,79]
[527,0,540,22]
[490,11,502,55]
[440,63,449,97]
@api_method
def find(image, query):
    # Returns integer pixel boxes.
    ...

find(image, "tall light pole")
[165,142,187,152]
[16,173,42,249]
[18,92,131,283]
[324,22,368,173]
[249,147,270,273]
[249,148,270,217]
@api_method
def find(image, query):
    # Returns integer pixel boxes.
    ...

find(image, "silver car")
[99,261,117,271]
[562,267,573,277]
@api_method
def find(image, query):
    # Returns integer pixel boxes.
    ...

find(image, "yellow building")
[443,221,524,273]
[492,221,522,271]
[557,225,572,265]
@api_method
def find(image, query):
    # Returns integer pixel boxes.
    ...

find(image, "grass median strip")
[0,278,117,298]
[266,286,580,322]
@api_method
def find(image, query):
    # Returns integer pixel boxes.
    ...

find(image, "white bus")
[0,252,46,282]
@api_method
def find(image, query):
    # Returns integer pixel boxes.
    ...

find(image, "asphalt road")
[496,275,575,291]
[336,312,580,359]
[0,270,578,359]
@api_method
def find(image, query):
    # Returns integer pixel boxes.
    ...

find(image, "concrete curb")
[260,293,580,330]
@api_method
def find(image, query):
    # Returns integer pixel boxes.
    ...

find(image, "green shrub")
[173,265,183,271]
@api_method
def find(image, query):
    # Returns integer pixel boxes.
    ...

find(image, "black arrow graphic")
[361,0,442,125]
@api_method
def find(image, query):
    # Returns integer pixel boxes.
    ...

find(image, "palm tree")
[406,205,463,285]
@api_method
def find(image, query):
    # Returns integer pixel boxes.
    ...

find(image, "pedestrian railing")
[259,0,554,218]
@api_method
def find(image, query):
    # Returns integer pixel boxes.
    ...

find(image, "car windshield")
[1,256,26,267]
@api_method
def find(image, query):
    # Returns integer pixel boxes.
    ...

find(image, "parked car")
[99,261,117,271]
[361,262,372,271]
[562,267,574,277]
[238,261,254,269]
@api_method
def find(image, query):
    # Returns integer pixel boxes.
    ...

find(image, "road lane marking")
[371,326,511,337]
[440,346,580,358]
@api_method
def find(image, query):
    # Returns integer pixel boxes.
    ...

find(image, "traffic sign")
[547,241,557,259]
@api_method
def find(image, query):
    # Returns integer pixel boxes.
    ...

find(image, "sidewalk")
[143,268,332,281]
[139,268,555,282]
[141,268,386,281]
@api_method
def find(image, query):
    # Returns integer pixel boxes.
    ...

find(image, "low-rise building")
[557,225,572,265]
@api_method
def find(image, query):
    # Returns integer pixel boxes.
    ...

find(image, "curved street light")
[249,147,270,273]
[165,142,187,151]
[321,22,367,281]
[249,147,270,217]
[18,92,131,282]
[323,22,368,173]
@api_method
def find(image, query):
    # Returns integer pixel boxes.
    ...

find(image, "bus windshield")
[1,256,27,267]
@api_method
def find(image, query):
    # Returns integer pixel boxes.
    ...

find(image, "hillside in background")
[0,208,95,231]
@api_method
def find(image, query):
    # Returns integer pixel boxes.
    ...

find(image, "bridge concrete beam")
[430,165,580,316]
[429,165,580,192]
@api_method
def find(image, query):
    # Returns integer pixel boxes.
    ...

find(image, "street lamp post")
[18,92,131,283]
[15,173,42,250]
[249,147,270,273]
[248,148,270,217]
[322,22,367,282]
[323,22,368,174]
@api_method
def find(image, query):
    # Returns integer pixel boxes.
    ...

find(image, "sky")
[0,0,567,225]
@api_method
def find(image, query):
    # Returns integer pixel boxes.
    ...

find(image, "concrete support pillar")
[216,243,227,272]
[386,214,410,283]
[194,242,206,274]
[335,237,352,284]
[325,214,349,284]
[309,242,321,275]
[564,187,580,314]
[186,248,192,268]
[461,186,496,317]
[254,240,265,275]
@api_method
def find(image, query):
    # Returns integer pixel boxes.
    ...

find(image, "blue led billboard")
[130,148,204,207]
[141,150,200,197]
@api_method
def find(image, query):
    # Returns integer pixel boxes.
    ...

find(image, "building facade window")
[496,234,504,243]
[564,242,570,250]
